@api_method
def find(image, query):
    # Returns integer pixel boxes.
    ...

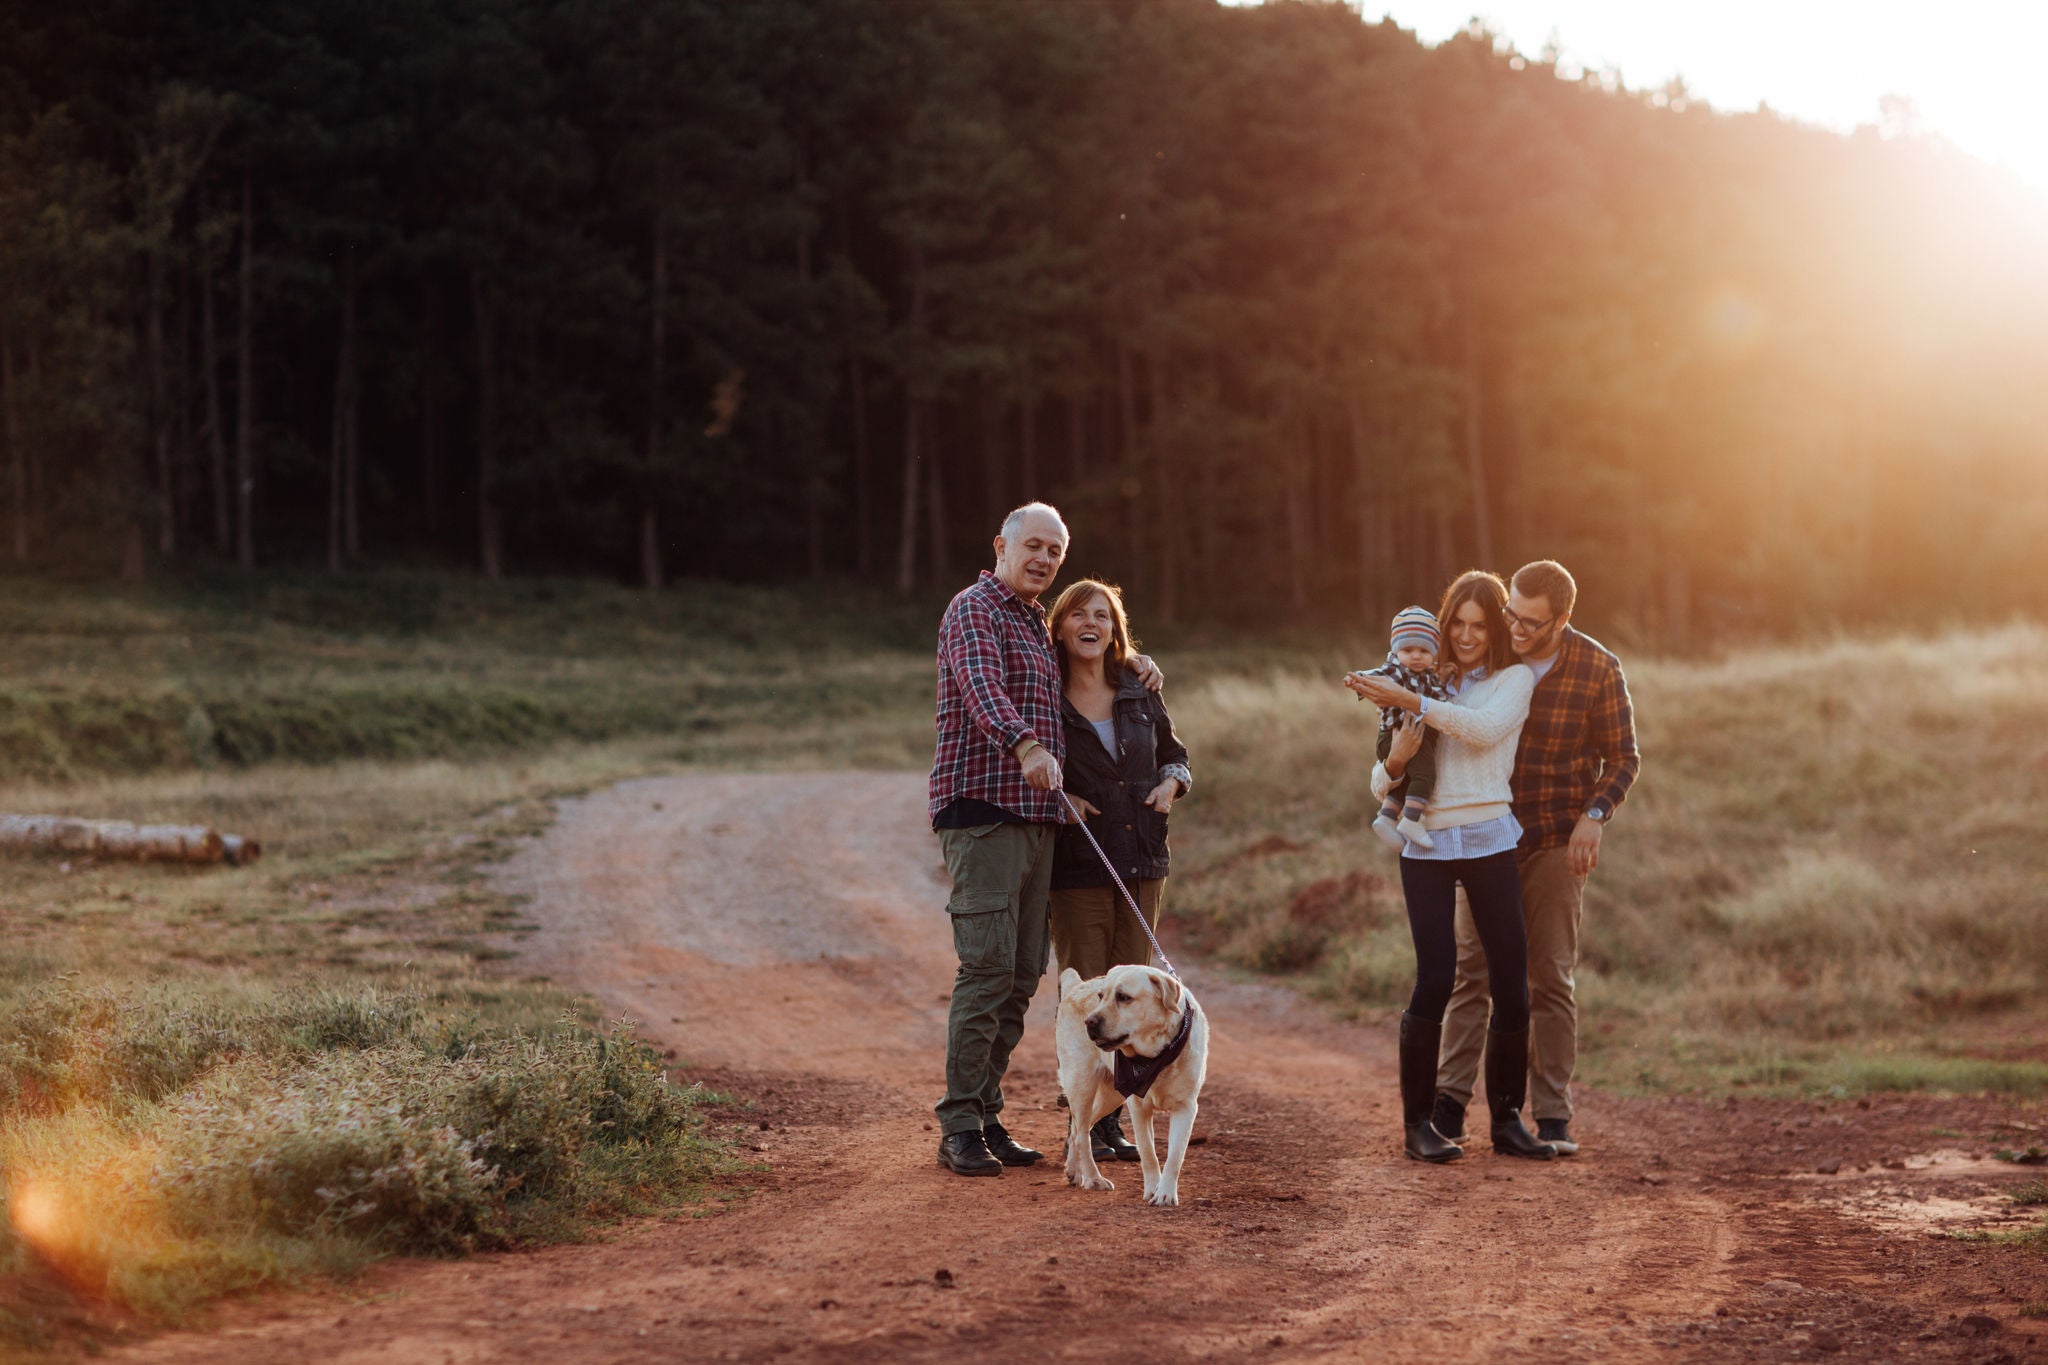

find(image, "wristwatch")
[1583,806,1607,823]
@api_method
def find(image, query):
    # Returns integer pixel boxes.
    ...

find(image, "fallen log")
[0,815,262,866]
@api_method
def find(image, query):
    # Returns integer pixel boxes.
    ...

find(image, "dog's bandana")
[1111,1003,1194,1099]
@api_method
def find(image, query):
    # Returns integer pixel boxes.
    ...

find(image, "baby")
[1349,605,1452,851]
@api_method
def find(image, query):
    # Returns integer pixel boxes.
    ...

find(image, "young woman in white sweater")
[1347,570,1555,1163]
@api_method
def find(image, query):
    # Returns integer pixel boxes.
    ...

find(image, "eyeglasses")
[1500,606,1558,635]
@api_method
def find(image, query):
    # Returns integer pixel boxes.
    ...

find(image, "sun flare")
[1365,2,2048,194]
[8,1178,64,1250]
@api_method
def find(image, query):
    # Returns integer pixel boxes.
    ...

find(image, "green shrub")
[0,983,733,1313]
[160,1053,507,1254]
[280,986,425,1053]
[0,985,257,1114]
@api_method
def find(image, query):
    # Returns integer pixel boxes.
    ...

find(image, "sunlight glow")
[9,1178,63,1250]
[1702,286,1768,359]
[1349,1,2048,194]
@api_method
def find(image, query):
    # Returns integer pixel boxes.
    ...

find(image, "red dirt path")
[112,772,2048,1363]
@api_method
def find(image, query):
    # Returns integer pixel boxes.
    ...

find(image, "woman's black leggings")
[1398,850,1530,1032]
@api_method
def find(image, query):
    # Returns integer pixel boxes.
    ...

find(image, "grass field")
[0,571,937,781]
[1167,626,2048,1099]
[1,573,2044,1338]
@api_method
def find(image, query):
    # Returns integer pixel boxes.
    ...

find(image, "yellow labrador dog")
[1057,963,1209,1206]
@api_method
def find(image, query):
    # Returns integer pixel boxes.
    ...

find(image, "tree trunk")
[1066,390,1086,488]
[0,813,259,865]
[1348,395,1374,619]
[1196,356,1222,605]
[1148,351,1176,623]
[26,341,44,528]
[343,396,361,562]
[148,249,174,559]
[175,244,195,543]
[1018,366,1038,500]
[1663,563,1690,649]
[895,403,921,594]
[1118,337,1144,598]
[327,365,342,572]
[794,137,812,285]
[926,407,949,588]
[1283,395,1309,613]
[980,378,1001,535]
[806,472,825,578]
[421,276,446,539]
[1846,395,1873,601]
[201,239,230,553]
[471,271,502,581]
[1116,336,1138,456]
[235,167,256,570]
[640,506,663,593]
[1434,505,1455,592]
[343,256,361,563]
[120,525,146,583]
[893,246,926,595]
[792,178,823,581]
[327,245,360,570]
[834,194,873,579]
[848,348,873,577]
[1460,302,1495,570]
[2,330,22,564]
[643,210,667,591]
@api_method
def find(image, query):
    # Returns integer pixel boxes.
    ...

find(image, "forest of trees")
[3,0,2046,638]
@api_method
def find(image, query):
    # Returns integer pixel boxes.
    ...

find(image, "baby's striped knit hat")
[1390,605,1440,655]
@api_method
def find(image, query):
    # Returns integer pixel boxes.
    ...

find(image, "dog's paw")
[1067,1169,1115,1192]
[1143,1185,1180,1207]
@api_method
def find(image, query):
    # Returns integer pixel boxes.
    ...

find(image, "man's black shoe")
[982,1122,1043,1167]
[937,1129,1002,1176]
[1094,1113,1140,1163]
[1536,1118,1579,1155]
[1431,1092,1467,1144]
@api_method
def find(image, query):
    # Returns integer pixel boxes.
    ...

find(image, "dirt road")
[122,773,2047,1363]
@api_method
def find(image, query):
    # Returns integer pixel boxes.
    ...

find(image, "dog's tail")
[1058,967,1081,1001]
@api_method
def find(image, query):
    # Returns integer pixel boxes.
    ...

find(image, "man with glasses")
[1430,560,1641,1156]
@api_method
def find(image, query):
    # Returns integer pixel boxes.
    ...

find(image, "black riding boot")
[1399,1012,1464,1163]
[1094,1112,1140,1163]
[1486,1024,1556,1160]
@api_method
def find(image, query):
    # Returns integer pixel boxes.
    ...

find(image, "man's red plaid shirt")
[928,570,1066,824]
[1511,627,1642,852]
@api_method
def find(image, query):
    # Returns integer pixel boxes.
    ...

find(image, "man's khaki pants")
[1048,878,1164,983]
[1435,845,1586,1121]
[934,821,1056,1137]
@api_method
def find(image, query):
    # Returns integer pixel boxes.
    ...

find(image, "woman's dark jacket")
[1051,672,1192,890]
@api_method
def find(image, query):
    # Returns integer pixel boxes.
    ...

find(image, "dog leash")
[1055,787,1180,981]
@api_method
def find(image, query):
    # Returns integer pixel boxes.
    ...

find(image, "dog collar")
[1112,1002,1193,1099]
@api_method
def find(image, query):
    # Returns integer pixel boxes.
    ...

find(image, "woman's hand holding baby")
[1384,714,1425,779]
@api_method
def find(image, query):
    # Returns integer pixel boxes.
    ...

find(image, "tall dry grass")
[1166,625,2048,1095]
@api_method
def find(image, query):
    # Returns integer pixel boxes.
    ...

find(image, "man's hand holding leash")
[1016,738,1062,792]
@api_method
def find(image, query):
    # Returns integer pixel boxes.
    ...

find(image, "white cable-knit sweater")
[1369,663,1536,831]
